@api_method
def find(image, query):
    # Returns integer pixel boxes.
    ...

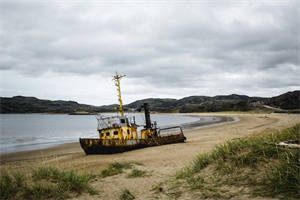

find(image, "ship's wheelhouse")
[97,115,138,140]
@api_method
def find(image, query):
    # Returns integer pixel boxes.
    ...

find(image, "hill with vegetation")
[266,91,300,110]
[126,90,299,113]
[0,96,111,114]
[0,91,299,113]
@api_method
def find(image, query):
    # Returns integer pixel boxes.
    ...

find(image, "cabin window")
[106,132,110,136]
[127,130,130,134]
[101,133,104,137]
[120,119,125,123]
[113,131,119,135]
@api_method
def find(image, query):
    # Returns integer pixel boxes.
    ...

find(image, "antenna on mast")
[113,72,126,117]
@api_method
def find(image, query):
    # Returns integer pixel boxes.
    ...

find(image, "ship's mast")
[113,72,126,117]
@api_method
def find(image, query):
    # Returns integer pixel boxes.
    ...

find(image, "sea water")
[0,113,203,154]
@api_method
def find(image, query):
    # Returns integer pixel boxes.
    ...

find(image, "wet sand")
[0,113,299,200]
[181,115,236,130]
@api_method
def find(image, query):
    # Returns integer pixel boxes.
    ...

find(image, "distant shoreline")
[182,115,237,130]
[1,114,299,177]
[0,115,235,157]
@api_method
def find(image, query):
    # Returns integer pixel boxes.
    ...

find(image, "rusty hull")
[79,133,186,154]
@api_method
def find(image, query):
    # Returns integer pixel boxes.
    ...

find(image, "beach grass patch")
[32,166,60,180]
[126,169,147,178]
[0,170,22,199]
[110,162,133,169]
[0,166,98,200]
[100,167,122,178]
[120,188,135,200]
[169,124,300,199]
[88,187,100,195]
[23,182,65,199]
[175,167,193,179]
[100,161,138,178]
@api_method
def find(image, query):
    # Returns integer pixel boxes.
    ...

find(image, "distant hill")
[0,91,299,113]
[126,94,265,113]
[266,91,300,110]
[125,91,298,113]
[126,98,177,112]
[0,96,110,114]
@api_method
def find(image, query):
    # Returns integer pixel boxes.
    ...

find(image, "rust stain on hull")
[79,133,186,155]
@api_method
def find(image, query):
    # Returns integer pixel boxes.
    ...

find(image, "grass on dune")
[0,166,98,200]
[172,124,300,199]
[119,188,135,200]
[100,161,143,178]
[126,169,147,178]
[1,160,145,199]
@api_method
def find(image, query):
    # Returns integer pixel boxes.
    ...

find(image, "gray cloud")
[0,0,299,104]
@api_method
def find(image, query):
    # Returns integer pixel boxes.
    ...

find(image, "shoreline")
[1,113,300,199]
[182,115,238,130]
[0,115,235,159]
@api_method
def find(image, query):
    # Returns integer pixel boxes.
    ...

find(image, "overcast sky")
[0,0,299,105]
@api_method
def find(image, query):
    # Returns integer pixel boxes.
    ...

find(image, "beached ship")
[79,73,186,154]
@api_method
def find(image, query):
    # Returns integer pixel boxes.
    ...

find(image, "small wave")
[0,136,74,154]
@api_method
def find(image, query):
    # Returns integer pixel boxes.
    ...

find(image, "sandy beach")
[1,113,299,199]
